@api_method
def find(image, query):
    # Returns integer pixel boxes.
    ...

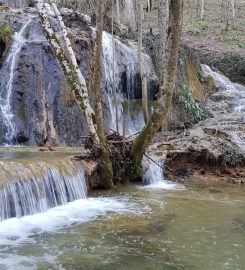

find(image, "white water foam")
[0,197,131,247]
[142,160,184,190]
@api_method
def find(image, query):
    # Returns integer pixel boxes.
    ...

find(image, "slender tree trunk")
[158,0,169,86]
[200,0,205,21]
[225,0,229,30]
[221,0,224,22]
[147,0,151,11]
[231,0,235,29]
[37,0,99,144]
[137,0,149,124]
[196,0,199,19]
[111,1,119,133]
[130,0,183,176]
[115,0,120,23]
[142,75,149,123]
[92,0,113,188]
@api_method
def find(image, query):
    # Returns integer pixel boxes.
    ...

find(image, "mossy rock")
[175,85,212,124]
[223,148,245,166]
[0,25,12,59]
[126,32,211,126]
[0,26,13,37]
[200,75,217,93]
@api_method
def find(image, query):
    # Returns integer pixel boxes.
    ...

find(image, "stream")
[0,149,244,270]
[0,7,245,270]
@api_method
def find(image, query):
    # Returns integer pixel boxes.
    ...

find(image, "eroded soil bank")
[147,65,245,185]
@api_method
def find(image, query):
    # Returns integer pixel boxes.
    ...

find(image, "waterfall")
[143,159,182,189]
[201,64,245,151]
[0,19,32,144]
[0,158,87,221]
[102,31,158,135]
[201,64,245,113]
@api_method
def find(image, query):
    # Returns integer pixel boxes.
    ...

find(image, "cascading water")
[0,19,32,144]
[102,31,158,135]
[143,159,182,189]
[201,64,245,113]
[0,158,87,221]
[201,64,245,150]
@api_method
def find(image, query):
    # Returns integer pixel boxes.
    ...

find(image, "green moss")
[167,144,175,151]
[176,85,212,123]
[0,26,13,37]
[205,75,216,88]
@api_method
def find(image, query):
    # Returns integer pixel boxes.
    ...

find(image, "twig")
[126,131,141,139]
[144,153,184,183]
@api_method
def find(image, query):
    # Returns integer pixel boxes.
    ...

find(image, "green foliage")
[223,148,245,166]
[0,26,13,37]
[237,41,245,48]
[176,85,211,123]
[187,21,208,37]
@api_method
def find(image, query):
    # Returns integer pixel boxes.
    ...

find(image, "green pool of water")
[0,184,244,270]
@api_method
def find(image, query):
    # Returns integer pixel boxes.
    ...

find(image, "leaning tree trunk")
[91,0,114,188]
[37,0,99,144]
[130,0,183,177]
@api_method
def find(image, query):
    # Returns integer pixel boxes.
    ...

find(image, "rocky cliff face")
[0,7,158,146]
[137,33,211,129]
[0,8,91,145]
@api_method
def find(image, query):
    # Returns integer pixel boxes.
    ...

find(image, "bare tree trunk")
[92,0,113,188]
[196,0,199,19]
[130,0,183,176]
[200,0,205,21]
[137,0,149,124]
[231,0,235,29]
[158,0,169,86]
[115,0,120,23]
[37,0,99,144]
[147,0,151,11]
[221,0,225,22]
[111,1,119,134]
[225,0,229,30]
[142,75,149,123]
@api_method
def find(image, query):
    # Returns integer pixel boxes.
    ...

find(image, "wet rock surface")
[148,65,245,185]
[0,8,91,146]
[0,7,159,145]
